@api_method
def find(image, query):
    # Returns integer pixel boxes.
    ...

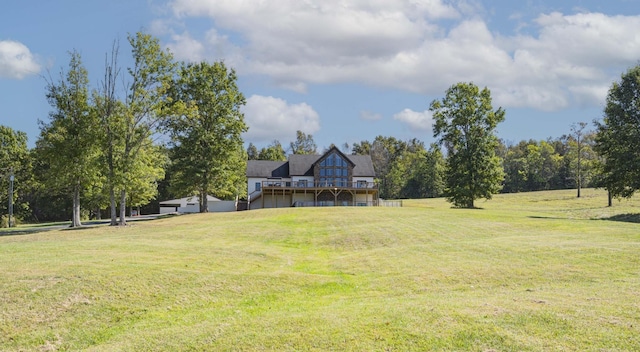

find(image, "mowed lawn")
[1,189,639,351]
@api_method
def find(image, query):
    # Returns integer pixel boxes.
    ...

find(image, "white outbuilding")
[159,195,237,213]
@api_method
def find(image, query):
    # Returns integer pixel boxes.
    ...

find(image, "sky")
[1,0,640,151]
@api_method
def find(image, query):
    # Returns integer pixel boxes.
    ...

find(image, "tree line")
[253,119,599,203]
[1,32,247,227]
[1,41,639,225]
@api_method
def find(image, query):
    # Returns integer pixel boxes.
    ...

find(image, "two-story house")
[246,146,378,209]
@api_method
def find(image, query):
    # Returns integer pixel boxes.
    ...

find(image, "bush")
[0,215,20,228]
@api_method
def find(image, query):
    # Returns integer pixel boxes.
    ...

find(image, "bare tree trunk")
[71,184,82,227]
[95,207,102,220]
[119,189,127,226]
[608,190,612,207]
[200,190,209,213]
[99,42,121,227]
[576,158,581,198]
[571,122,587,198]
[109,187,118,226]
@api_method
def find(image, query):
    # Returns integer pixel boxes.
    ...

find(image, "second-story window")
[319,152,348,186]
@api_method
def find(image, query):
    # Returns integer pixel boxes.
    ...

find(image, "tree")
[547,136,573,190]
[566,129,598,197]
[94,40,125,225]
[502,141,528,193]
[258,140,287,161]
[247,143,259,160]
[351,140,372,155]
[37,51,100,227]
[124,143,166,214]
[502,139,564,193]
[0,126,30,227]
[371,136,403,198]
[420,144,446,198]
[289,130,317,154]
[592,152,613,207]
[594,65,640,199]
[569,122,588,197]
[166,61,248,212]
[430,82,505,208]
[351,136,411,199]
[108,32,175,225]
[386,139,444,199]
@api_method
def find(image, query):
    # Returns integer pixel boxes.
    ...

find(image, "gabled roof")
[246,160,289,178]
[348,155,376,176]
[288,154,318,176]
[247,146,376,178]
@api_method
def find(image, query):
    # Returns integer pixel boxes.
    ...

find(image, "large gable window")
[319,152,348,187]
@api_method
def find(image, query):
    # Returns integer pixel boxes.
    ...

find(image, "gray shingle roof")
[348,155,376,176]
[246,160,289,177]
[247,151,376,178]
[288,154,319,176]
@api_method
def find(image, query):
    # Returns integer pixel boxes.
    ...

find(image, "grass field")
[1,188,639,351]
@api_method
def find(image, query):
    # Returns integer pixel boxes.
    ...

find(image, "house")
[246,146,378,209]
[159,195,237,213]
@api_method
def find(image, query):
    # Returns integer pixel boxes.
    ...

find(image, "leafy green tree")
[125,143,166,214]
[110,32,176,225]
[258,140,287,161]
[386,140,445,199]
[0,126,30,226]
[502,140,563,193]
[386,148,417,199]
[591,151,613,206]
[430,82,505,208]
[289,130,317,154]
[247,143,259,160]
[351,140,372,155]
[594,65,640,199]
[371,136,404,199]
[537,140,563,190]
[502,141,528,193]
[351,136,415,199]
[82,173,109,220]
[37,51,100,227]
[547,137,573,190]
[420,144,446,198]
[166,61,248,212]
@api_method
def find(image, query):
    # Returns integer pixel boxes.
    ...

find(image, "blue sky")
[1,0,639,150]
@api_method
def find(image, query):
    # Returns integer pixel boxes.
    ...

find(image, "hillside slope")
[1,189,638,351]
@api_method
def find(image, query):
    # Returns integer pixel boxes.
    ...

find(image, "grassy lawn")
[1,188,638,351]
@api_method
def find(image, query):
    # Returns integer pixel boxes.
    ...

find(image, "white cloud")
[0,40,41,79]
[393,109,434,131]
[166,32,205,62]
[149,19,175,36]
[164,1,640,111]
[166,0,447,80]
[242,95,320,143]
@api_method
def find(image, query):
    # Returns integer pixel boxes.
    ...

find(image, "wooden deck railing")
[260,180,377,190]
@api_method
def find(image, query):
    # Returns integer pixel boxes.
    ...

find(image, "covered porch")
[254,181,379,208]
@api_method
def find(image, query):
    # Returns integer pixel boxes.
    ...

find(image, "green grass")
[1,188,639,351]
